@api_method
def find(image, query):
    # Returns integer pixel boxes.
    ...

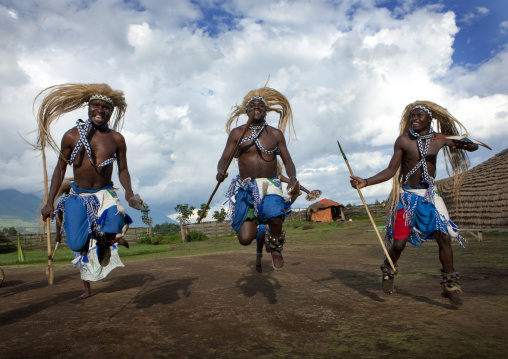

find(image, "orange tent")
[307,199,345,222]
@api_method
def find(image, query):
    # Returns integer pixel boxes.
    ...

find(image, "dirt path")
[1,227,507,358]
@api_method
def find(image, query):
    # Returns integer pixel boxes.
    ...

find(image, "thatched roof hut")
[436,148,508,229]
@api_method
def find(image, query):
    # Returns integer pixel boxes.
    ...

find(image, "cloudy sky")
[1,0,507,225]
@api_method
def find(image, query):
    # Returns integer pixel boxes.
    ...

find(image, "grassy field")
[0,219,383,267]
[0,216,38,232]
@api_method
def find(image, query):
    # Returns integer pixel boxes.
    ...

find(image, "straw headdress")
[34,83,127,156]
[225,86,295,142]
[386,100,471,225]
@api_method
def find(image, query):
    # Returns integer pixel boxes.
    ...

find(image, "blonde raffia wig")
[34,83,127,155]
[387,100,471,225]
[225,86,295,142]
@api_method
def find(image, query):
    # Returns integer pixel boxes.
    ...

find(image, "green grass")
[0,228,252,267]
[0,221,349,267]
[4,218,496,269]
[0,239,242,267]
[284,218,386,243]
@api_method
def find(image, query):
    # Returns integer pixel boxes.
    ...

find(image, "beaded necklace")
[236,122,279,156]
[68,119,117,167]
[404,128,436,202]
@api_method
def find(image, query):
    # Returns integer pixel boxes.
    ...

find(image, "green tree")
[174,204,195,243]
[212,208,227,223]
[1,226,17,235]
[140,203,153,240]
[152,222,180,236]
[174,204,195,223]
[196,203,210,222]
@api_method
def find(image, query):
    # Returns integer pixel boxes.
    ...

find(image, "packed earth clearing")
[1,223,507,358]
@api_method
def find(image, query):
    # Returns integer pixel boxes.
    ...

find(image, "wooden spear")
[197,111,256,224]
[337,140,397,272]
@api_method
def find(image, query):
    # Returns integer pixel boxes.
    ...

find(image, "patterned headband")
[245,96,268,109]
[89,94,115,107]
[412,105,432,119]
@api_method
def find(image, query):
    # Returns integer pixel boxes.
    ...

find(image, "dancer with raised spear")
[349,101,480,306]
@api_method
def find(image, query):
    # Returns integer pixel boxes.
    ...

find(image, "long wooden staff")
[337,140,396,272]
[42,141,54,284]
[197,112,255,223]
[45,220,55,284]
[46,241,59,284]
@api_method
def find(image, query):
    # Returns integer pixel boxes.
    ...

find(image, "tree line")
[0,226,18,236]
[140,203,228,236]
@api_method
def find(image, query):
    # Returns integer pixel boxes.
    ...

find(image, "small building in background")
[307,199,345,222]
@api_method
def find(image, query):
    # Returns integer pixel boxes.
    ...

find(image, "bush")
[150,234,164,245]
[137,235,152,245]
[189,230,207,242]
[152,222,180,236]
[158,234,182,244]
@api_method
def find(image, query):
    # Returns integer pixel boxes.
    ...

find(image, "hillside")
[0,189,42,218]
[0,188,175,231]
[0,189,42,230]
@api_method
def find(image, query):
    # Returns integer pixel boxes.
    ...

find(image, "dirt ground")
[1,225,507,359]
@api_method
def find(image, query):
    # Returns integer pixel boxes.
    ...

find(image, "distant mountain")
[116,208,176,227]
[0,189,42,221]
[150,211,178,226]
[0,188,176,230]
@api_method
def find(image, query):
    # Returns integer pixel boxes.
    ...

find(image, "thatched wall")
[436,148,508,229]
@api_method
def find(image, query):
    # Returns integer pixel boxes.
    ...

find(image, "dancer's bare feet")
[79,281,91,299]
[79,291,92,300]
